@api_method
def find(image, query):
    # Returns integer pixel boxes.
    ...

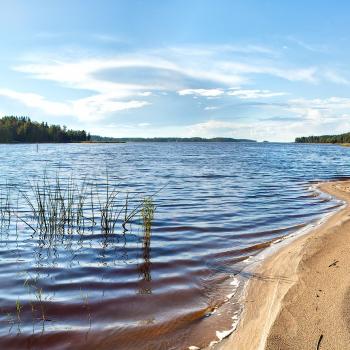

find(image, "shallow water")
[0,142,348,350]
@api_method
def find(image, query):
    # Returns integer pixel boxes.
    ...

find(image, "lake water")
[0,142,348,350]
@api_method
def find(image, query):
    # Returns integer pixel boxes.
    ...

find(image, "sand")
[211,181,350,350]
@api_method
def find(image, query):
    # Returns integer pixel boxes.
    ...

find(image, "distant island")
[0,116,90,143]
[295,132,350,144]
[90,135,256,143]
[0,116,256,143]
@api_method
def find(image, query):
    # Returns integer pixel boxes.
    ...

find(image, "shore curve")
[211,180,350,350]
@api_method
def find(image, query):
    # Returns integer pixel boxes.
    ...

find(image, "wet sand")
[212,181,350,350]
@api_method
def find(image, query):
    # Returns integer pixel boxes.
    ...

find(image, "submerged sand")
[211,181,350,350]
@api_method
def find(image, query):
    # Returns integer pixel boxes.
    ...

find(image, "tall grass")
[139,197,156,283]
[141,197,155,235]
[0,173,157,240]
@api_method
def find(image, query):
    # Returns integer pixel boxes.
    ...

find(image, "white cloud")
[219,61,317,83]
[12,44,324,104]
[178,88,224,97]
[289,96,350,108]
[0,88,71,116]
[5,44,350,135]
[72,95,151,120]
[282,97,350,124]
[82,114,350,141]
[14,59,149,97]
[177,87,286,100]
[185,114,350,142]
[0,88,150,121]
[288,97,350,115]
[13,54,245,94]
[185,119,281,141]
[227,88,287,99]
[184,96,350,141]
[204,106,219,111]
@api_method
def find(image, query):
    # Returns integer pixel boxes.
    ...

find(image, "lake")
[0,142,347,350]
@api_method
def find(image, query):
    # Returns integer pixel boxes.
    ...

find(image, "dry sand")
[211,181,350,350]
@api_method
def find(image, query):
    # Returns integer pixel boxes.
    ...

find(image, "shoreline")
[210,180,350,350]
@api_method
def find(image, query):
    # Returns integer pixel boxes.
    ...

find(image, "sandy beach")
[212,180,350,350]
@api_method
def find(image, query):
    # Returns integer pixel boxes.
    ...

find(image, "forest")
[295,132,350,144]
[0,116,90,143]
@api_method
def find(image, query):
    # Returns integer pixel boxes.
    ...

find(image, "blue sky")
[1,0,350,141]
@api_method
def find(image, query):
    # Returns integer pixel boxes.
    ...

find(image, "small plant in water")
[139,197,155,283]
[141,197,155,236]
[17,173,147,238]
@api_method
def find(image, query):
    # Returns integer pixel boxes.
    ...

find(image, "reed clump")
[10,173,156,239]
[141,197,155,237]
[139,197,155,283]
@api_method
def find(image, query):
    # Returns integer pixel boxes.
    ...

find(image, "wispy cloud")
[227,88,287,99]
[0,88,71,116]
[185,112,350,142]
[286,36,328,53]
[285,96,350,122]
[204,106,220,111]
[183,95,350,141]
[322,70,350,85]
[177,87,287,104]
[13,44,325,100]
[178,88,224,97]
[184,119,288,140]
[3,43,349,136]
[289,96,350,110]
[0,88,150,121]
[219,61,318,82]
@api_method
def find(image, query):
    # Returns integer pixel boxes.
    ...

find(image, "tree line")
[91,136,256,142]
[0,116,90,143]
[295,132,350,144]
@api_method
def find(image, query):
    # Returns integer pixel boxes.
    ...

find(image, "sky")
[1,0,350,141]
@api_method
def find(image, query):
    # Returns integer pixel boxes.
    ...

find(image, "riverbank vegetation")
[295,132,350,144]
[0,116,90,143]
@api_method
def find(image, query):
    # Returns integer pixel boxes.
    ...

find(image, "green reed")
[139,197,156,282]
[15,173,155,238]
[141,197,155,238]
